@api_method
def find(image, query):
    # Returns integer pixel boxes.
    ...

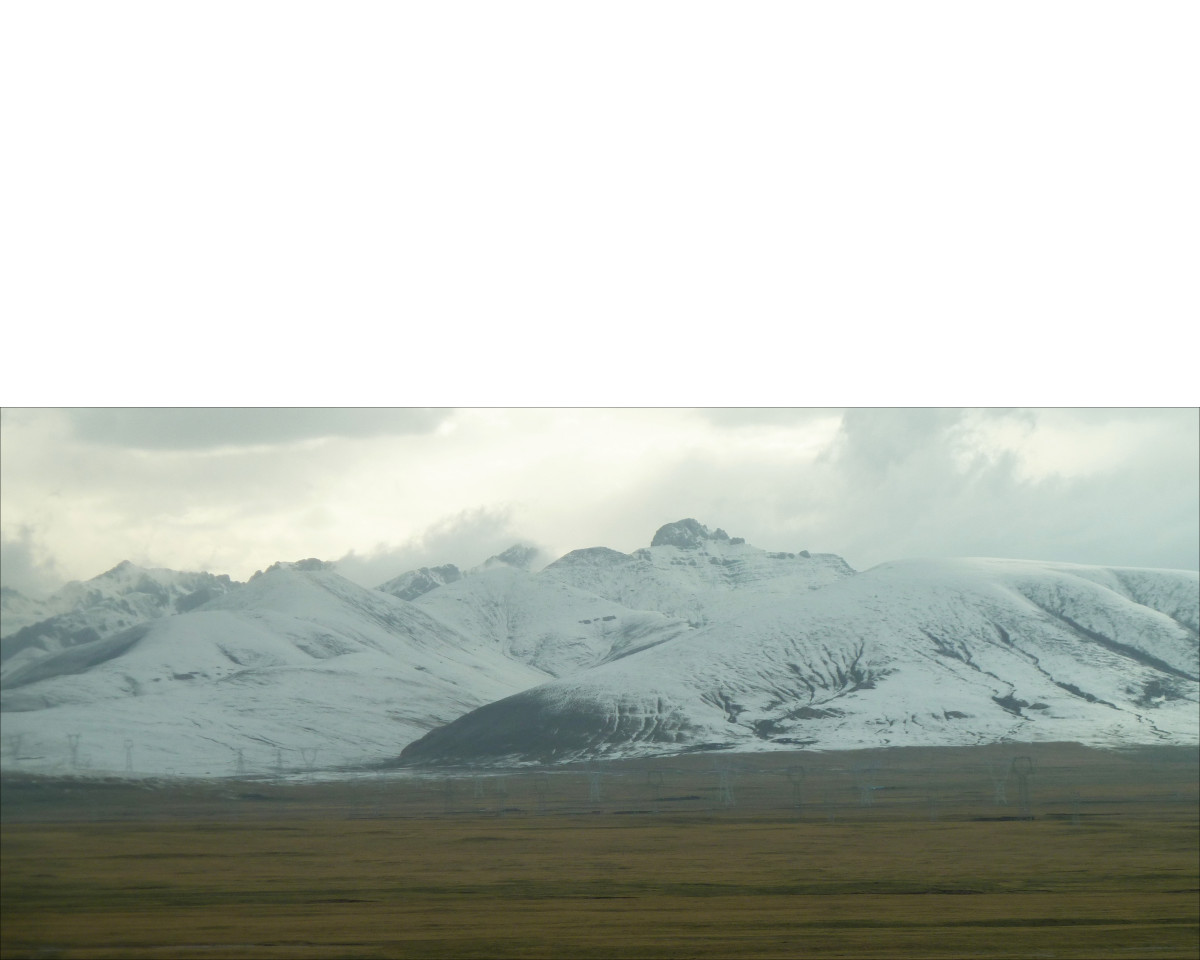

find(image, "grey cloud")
[0,526,64,598]
[334,506,545,589]
[615,408,1199,573]
[819,408,1198,571]
[825,407,964,474]
[66,408,452,451]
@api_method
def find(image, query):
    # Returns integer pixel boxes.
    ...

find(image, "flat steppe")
[2,742,1197,959]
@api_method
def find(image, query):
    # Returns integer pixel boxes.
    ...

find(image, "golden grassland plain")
[1,743,1197,959]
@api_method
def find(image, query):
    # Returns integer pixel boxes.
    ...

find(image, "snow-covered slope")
[409,562,692,677]
[0,561,241,675]
[0,561,549,777]
[400,557,1200,765]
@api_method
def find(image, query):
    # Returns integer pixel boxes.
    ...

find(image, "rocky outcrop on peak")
[650,519,732,549]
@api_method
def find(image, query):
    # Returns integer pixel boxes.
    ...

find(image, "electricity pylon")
[785,766,805,809]
[1011,755,1034,819]
[715,767,735,808]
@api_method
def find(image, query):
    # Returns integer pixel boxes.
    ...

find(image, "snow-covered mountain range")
[1,562,241,674]
[2,520,1196,778]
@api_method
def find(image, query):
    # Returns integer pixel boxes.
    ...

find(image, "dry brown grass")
[2,743,1197,959]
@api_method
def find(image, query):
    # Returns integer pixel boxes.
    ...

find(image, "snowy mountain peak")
[545,546,634,569]
[482,544,543,571]
[650,518,732,549]
[376,564,463,601]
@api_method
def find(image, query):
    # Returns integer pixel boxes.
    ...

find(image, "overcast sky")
[1,406,1196,596]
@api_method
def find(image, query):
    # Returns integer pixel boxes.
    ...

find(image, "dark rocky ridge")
[650,519,731,549]
[376,564,463,602]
